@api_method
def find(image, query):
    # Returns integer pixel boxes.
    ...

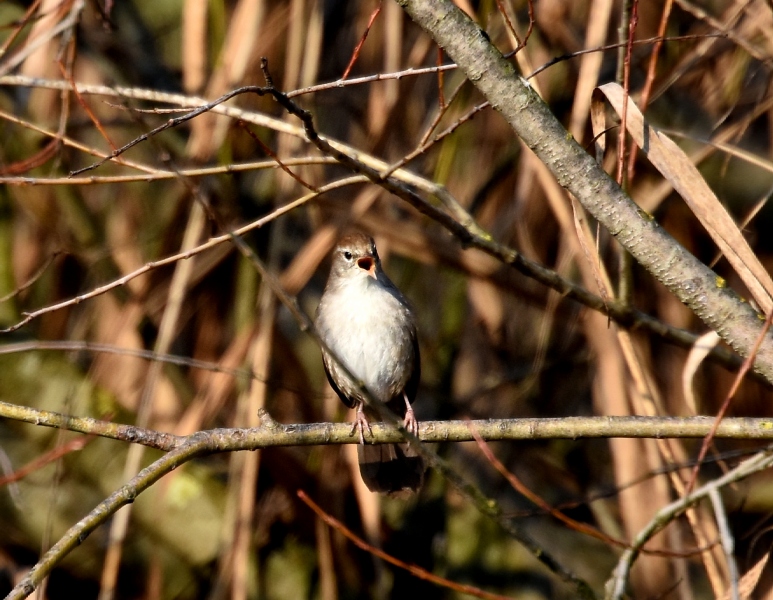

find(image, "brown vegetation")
[2,1,773,598]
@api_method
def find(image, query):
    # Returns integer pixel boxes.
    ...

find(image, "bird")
[315,232,425,494]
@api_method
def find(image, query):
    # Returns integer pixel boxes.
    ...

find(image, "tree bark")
[396,0,773,382]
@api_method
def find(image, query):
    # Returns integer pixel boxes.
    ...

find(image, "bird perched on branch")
[315,232,425,494]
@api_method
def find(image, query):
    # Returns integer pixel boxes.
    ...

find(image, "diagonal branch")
[395,0,773,383]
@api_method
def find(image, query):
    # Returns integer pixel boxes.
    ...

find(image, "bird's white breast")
[317,276,415,402]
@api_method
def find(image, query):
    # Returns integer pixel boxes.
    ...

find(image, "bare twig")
[687,309,773,493]
[525,33,725,80]
[0,437,92,486]
[615,0,638,186]
[606,450,773,600]
[468,422,710,558]
[298,490,514,600]
[341,1,382,80]
[0,340,255,381]
[0,176,365,333]
[709,488,739,600]
[0,251,62,302]
[380,97,490,179]
[236,120,319,191]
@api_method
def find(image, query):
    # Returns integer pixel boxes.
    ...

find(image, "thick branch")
[396,0,773,382]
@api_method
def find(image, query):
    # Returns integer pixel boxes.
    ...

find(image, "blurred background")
[2,0,773,598]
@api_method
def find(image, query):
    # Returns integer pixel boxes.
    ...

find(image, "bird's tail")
[358,442,425,495]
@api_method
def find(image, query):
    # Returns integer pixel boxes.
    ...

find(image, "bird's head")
[331,232,380,283]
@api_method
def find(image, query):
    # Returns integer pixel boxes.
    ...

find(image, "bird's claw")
[404,406,419,437]
[403,392,419,437]
[351,406,372,444]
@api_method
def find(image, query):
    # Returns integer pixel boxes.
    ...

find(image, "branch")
[5,430,214,600]
[0,176,367,333]
[298,490,513,600]
[6,400,773,600]
[605,449,773,599]
[395,0,773,382]
[4,400,773,451]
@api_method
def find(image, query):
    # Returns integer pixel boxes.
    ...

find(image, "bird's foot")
[403,407,419,436]
[351,405,373,444]
[403,393,419,437]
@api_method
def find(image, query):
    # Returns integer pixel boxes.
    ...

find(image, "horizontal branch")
[6,399,773,600]
[4,401,773,448]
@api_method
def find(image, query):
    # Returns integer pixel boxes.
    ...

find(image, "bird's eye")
[343,251,353,261]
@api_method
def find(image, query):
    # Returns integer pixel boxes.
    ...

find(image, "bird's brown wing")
[386,325,421,414]
[404,329,421,404]
[322,354,358,408]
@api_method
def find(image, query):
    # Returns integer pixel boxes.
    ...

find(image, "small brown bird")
[315,233,425,494]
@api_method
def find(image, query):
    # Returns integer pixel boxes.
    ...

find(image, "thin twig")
[709,488,739,600]
[341,1,382,80]
[0,176,365,333]
[0,340,255,380]
[237,120,319,191]
[0,251,63,303]
[687,309,773,493]
[468,422,711,558]
[297,490,514,600]
[0,437,93,486]
[381,96,489,179]
[0,157,338,185]
[525,33,725,80]
[606,450,773,600]
[615,0,637,186]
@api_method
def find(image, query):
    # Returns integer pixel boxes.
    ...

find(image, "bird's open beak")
[357,256,377,279]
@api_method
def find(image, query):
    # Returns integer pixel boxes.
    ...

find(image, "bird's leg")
[351,402,373,444]
[403,392,419,437]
